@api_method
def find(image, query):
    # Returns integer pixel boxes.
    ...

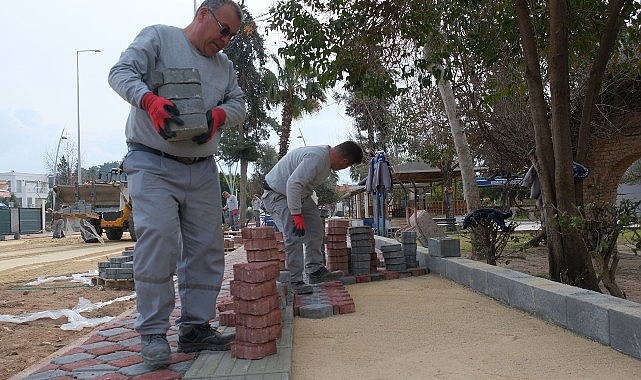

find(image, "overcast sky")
[0,1,354,182]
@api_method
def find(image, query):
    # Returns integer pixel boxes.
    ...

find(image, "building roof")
[391,161,462,184]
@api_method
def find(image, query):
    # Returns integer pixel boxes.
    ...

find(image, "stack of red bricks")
[325,219,349,274]
[274,231,286,270]
[227,226,285,360]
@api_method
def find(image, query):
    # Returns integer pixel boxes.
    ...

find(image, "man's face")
[198,4,241,57]
[331,157,351,171]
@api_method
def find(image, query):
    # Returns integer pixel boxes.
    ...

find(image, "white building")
[0,171,50,208]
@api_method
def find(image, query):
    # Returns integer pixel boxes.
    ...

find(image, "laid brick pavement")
[14,246,248,380]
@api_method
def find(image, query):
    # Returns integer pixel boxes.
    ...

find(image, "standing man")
[223,191,239,230]
[251,194,262,226]
[108,0,245,369]
[262,141,363,294]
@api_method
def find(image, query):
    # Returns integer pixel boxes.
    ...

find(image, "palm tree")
[264,55,327,159]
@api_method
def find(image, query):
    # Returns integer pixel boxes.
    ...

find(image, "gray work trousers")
[261,191,324,282]
[122,150,224,335]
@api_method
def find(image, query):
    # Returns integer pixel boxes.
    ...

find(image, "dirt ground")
[0,234,136,379]
[0,234,640,379]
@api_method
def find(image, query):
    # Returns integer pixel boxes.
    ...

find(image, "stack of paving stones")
[294,281,356,318]
[150,68,208,141]
[94,246,135,290]
[401,231,418,268]
[230,261,282,360]
[381,242,408,274]
[348,226,376,276]
[325,219,349,274]
[274,230,286,270]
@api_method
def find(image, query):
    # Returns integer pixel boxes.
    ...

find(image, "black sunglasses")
[207,8,238,39]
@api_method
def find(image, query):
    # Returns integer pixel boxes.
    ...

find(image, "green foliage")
[314,171,340,206]
[560,199,641,258]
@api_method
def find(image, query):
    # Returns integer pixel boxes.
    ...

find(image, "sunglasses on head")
[207,8,238,39]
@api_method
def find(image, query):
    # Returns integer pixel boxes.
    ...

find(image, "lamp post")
[296,127,307,146]
[52,129,67,210]
[76,49,101,185]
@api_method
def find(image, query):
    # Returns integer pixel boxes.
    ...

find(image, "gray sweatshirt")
[108,25,246,157]
[265,145,331,214]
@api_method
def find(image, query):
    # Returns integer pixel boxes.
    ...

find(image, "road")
[0,233,133,273]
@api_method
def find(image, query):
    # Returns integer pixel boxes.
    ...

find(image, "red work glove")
[193,108,226,145]
[233,209,238,215]
[292,214,305,237]
[141,92,182,140]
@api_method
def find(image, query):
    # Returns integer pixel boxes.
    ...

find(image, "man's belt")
[128,143,210,165]
[263,182,273,191]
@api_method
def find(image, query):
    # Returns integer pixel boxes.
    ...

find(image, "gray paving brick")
[80,340,118,350]
[428,238,461,257]
[98,327,132,337]
[96,350,138,362]
[52,352,94,365]
[299,303,334,319]
[71,364,119,379]
[23,369,70,380]
[119,362,155,377]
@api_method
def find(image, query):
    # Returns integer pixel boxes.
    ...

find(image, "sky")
[0,1,354,183]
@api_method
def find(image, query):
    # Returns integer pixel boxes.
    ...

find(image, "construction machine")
[53,167,136,243]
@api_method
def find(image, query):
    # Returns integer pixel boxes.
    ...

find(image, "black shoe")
[178,323,235,353]
[140,334,171,369]
[291,281,314,294]
[309,266,343,284]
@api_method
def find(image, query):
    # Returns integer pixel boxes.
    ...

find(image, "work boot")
[291,281,314,294]
[140,334,171,369]
[178,323,235,353]
[309,266,343,284]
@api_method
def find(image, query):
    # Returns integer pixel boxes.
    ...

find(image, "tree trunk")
[278,97,294,159]
[515,0,600,290]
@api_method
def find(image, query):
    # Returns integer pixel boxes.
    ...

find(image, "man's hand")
[292,214,305,237]
[233,209,238,215]
[141,92,182,140]
[193,108,226,145]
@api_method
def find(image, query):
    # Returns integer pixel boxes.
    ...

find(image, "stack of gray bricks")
[401,231,418,268]
[381,243,406,272]
[95,248,135,289]
[150,68,208,141]
[348,226,375,275]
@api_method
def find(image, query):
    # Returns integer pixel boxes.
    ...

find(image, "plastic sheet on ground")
[25,270,99,286]
[0,294,136,331]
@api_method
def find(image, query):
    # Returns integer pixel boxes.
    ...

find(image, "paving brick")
[299,303,334,318]
[234,293,280,315]
[231,340,278,360]
[356,275,372,283]
[243,238,278,251]
[338,301,356,314]
[86,343,124,357]
[236,324,283,344]
[236,308,282,328]
[428,237,461,257]
[326,226,348,235]
[91,373,130,380]
[106,331,139,343]
[383,271,400,280]
[233,261,280,283]
[246,248,281,262]
[230,279,277,300]
[59,358,102,372]
[327,219,349,228]
[52,352,95,365]
[242,227,276,239]
[219,310,237,326]
[106,352,144,368]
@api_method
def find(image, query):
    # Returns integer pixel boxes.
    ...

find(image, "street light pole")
[76,49,101,185]
[52,129,67,210]
[297,127,307,146]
